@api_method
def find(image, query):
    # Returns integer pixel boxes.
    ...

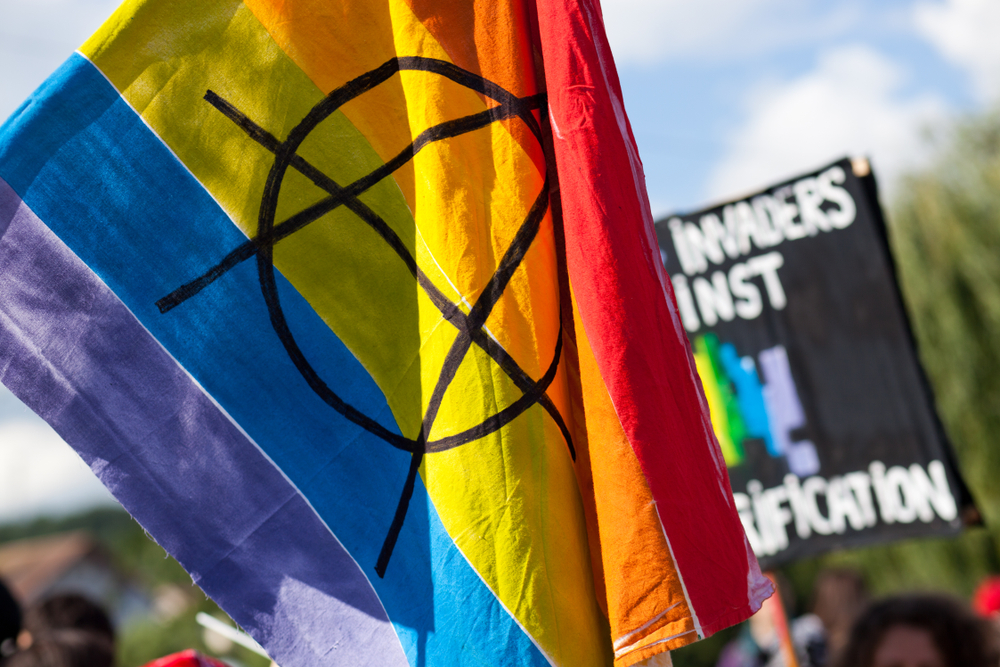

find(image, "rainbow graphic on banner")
[693,334,820,477]
[0,1,771,666]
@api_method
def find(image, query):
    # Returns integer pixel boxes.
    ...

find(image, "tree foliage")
[890,110,1000,537]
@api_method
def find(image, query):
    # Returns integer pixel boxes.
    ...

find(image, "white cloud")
[600,0,863,65]
[0,0,122,123]
[0,393,118,524]
[914,0,1000,103]
[707,45,946,201]
[601,0,782,64]
[0,1,136,524]
[0,384,37,423]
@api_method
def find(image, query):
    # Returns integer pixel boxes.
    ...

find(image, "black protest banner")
[655,157,975,568]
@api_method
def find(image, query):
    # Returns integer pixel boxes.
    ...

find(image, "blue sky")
[605,0,999,214]
[0,0,998,522]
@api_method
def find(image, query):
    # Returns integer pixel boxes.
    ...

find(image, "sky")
[0,0,998,523]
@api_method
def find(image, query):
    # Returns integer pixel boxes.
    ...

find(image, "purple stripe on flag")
[0,178,408,667]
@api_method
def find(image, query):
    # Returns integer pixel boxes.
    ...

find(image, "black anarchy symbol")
[156,57,573,577]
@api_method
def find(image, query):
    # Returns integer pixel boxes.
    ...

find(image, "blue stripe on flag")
[0,177,408,667]
[0,53,548,667]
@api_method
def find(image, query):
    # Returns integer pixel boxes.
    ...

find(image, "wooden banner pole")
[765,572,800,667]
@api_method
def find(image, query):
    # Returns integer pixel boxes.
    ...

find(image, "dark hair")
[4,629,114,667]
[837,593,996,667]
[23,595,114,645]
[0,579,21,644]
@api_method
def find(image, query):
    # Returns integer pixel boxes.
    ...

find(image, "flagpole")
[765,573,800,667]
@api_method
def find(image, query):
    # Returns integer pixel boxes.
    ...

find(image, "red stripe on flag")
[533,0,772,635]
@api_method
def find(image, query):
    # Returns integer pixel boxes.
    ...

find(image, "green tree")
[889,111,1000,540]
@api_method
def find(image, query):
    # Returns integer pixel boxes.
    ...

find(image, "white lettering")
[669,218,702,275]
[784,474,812,539]
[687,216,727,268]
[763,486,793,552]
[738,462,958,559]
[844,471,878,527]
[887,465,919,524]
[693,272,735,327]
[802,476,834,535]
[793,177,831,235]
[827,476,867,532]
[670,274,701,332]
[707,208,739,259]
[736,201,763,253]
[910,461,959,522]
[870,461,896,523]
[817,166,857,229]
[722,203,756,257]
[927,461,959,522]
[664,166,860,278]
[771,186,807,240]
[748,480,776,555]
[747,251,787,310]
[729,263,763,320]
[751,195,784,248]
[683,257,789,330]
[702,213,739,261]
[734,492,764,554]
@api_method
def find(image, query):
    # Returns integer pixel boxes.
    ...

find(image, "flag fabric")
[0,1,770,666]
[143,651,231,667]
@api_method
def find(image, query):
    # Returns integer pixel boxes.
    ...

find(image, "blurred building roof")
[0,531,107,604]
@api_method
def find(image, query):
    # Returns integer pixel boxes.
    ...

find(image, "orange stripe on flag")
[568,287,699,665]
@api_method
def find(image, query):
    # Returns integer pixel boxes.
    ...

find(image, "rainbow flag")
[0,1,770,665]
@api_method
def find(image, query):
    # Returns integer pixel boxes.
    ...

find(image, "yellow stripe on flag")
[83,2,605,663]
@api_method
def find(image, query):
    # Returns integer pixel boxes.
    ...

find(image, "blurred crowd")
[716,568,1000,667]
[6,568,1000,666]
[0,578,227,667]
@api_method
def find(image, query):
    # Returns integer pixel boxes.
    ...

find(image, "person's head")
[23,594,114,646]
[837,593,996,667]
[811,568,868,658]
[0,579,22,660]
[4,629,113,667]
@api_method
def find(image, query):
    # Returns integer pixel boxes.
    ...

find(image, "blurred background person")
[5,593,116,667]
[810,568,869,666]
[21,593,114,649]
[836,593,997,667]
[4,629,113,667]
[0,578,21,662]
[716,573,827,667]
